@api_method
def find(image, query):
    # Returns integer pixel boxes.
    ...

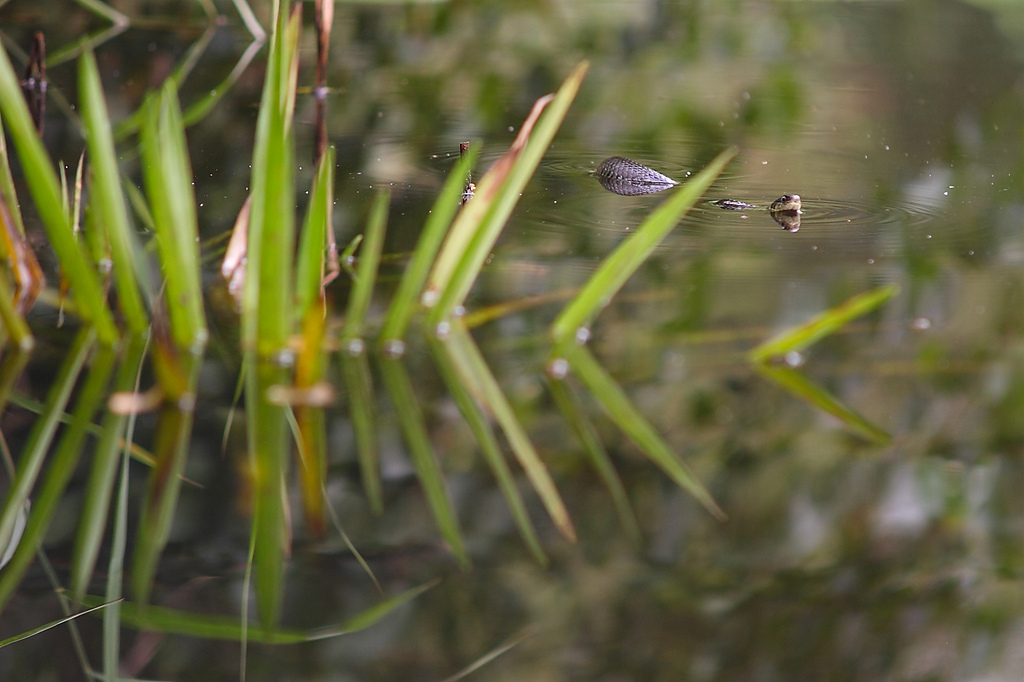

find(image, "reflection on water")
[0,0,1022,680]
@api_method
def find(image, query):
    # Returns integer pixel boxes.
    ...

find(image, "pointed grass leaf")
[339,188,390,514]
[243,2,301,356]
[70,335,148,601]
[294,305,330,535]
[426,338,547,564]
[341,351,383,515]
[0,343,115,615]
[444,322,577,542]
[425,62,589,323]
[79,49,149,335]
[546,376,641,545]
[242,3,303,627]
[0,47,118,344]
[747,284,900,444]
[439,628,534,682]
[182,38,265,128]
[114,22,218,138]
[379,358,469,567]
[0,501,26,572]
[748,284,900,363]
[0,272,33,352]
[754,364,892,445]
[561,343,726,521]
[0,601,117,650]
[343,188,390,341]
[295,145,336,324]
[0,110,28,239]
[130,351,203,606]
[0,347,31,418]
[379,142,478,348]
[550,147,736,345]
[139,82,207,352]
[80,581,435,643]
[104,339,146,680]
[0,328,94,564]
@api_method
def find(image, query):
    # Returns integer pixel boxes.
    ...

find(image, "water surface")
[0,0,1021,680]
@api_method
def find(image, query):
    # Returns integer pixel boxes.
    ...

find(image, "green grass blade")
[378,358,469,567]
[6,392,159,470]
[340,352,382,515]
[70,335,147,601]
[71,0,130,27]
[295,145,336,324]
[232,0,267,41]
[425,338,547,564]
[0,110,27,239]
[378,143,478,348]
[122,175,155,232]
[339,189,389,514]
[243,2,300,355]
[546,376,641,545]
[0,274,32,351]
[343,189,389,340]
[183,37,265,127]
[0,347,31,417]
[339,234,361,279]
[0,601,116,649]
[439,628,533,682]
[754,364,892,445]
[562,343,726,521]
[445,322,577,542]
[139,82,208,352]
[293,307,331,535]
[113,22,217,138]
[79,48,149,336]
[45,23,128,68]
[103,340,145,682]
[550,147,736,345]
[243,2,302,627]
[0,46,118,344]
[0,328,94,561]
[80,581,435,643]
[0,343,114,615]
[130,351,203,606]
[749,284,900,363]
[426,62,589,322]
[321,482,382,595]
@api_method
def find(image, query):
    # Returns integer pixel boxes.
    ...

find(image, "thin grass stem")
[70,335,148,601]
[0,328,94,564]
[80,582,436,643]
[0,343,114,614]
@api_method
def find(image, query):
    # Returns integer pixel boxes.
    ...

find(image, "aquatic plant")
[0,0,905,678]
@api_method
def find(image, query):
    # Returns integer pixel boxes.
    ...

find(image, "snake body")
[595,156,803,231]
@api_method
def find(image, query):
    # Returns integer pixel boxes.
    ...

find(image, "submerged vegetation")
[4,0,1003,678]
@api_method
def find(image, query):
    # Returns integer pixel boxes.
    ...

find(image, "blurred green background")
[0,0,1021,679]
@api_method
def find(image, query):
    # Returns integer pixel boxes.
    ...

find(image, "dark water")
[1,0,1022,680]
